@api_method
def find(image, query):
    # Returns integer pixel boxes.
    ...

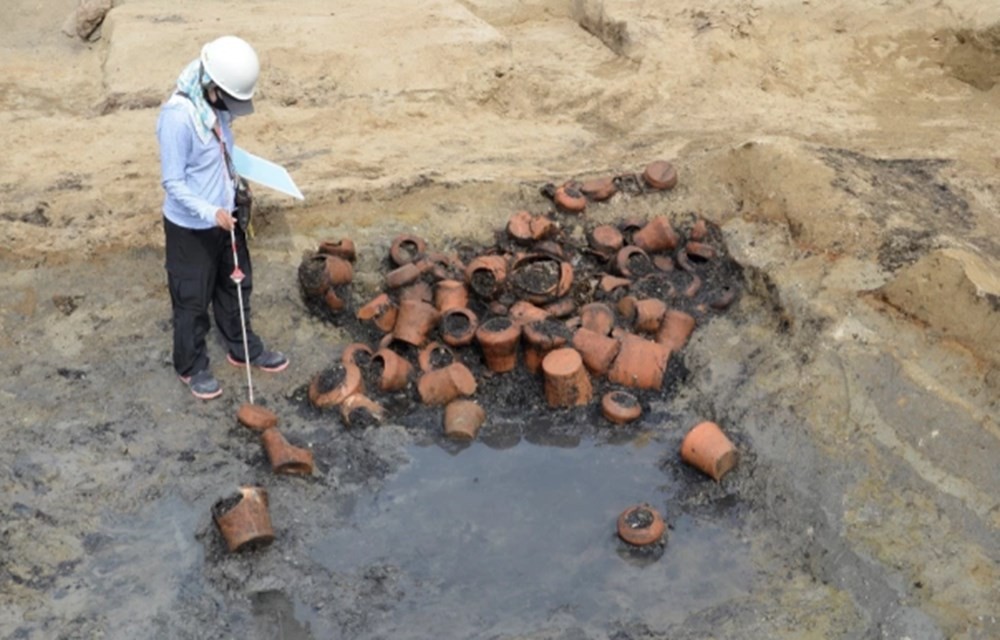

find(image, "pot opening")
[512,259,561,297]
[443,311,472,335]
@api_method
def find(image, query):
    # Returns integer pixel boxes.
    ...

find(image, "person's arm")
[157,107,229,226]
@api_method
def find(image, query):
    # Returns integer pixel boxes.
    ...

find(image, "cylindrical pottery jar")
[260,427,314,475]
[542,347,593,408]
[475,316,522,373]
[213,486,275,553]
[680,421,738,481]
[443,399,486,441]
[617,504,666,546]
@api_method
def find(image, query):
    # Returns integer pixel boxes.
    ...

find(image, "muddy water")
[309,440,752,638]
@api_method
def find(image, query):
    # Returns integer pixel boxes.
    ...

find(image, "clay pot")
[633,299,668,334]
[298,254,332,297]
[434,279,469,312]
[690,218,708,241]
[385,261,426,289]
[684,273,702,298]
[323,288,347,313]
[607,334,670,390]
[680,421,738,481]
[418,341,454,373]
[656,310,696,352]
[340,393,385,428]
[465,255,508,299]
[599,275,631,295]
[417,362,477,405]
[580,177,617,201]
[393,299,440,346]
[543,297,576,319]
[553,184,586,213]
[443,399,486,441]
[685,241,716,262]
[323,255,354,287]
[372,348,413,392]
[425,251,465,282]
[617,504,666,546]
[318,238,357,262]
[508,300,550,326]
[440,307,479,347]
[641,160,678,190]
[507,210,556,244]
[580,302,615,336]
[356,293,398,333]
[589,224,624,257]
[475,316,522,373]
[237,403,279,432]
[572,327,622,375]
[213,486,275,553]
[260,427,314,475]
[632,216,680,253]
[710,285,738,310]
[542,347,593,408]
[308,363,364,408]
[602,391,642,425]
[390,234,427,266]
[341,343,374,368]
[522,319,572,374]
[510,254,573,304]
[615,246,653,278]
[534,240,566,260]
[400,281,433,305]
[653,255,674,272]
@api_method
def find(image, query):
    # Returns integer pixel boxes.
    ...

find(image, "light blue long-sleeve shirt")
[157,97,236,230]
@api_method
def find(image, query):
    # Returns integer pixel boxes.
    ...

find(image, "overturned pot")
[340,393,385,428]
[236,403,279,432]
[260,427,314,475]
[308,362,364,409]
[443,399,486,441]
[680,421,738,482]
[417,362,478,405]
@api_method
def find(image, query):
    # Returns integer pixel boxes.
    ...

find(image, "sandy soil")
[1,0,999,638]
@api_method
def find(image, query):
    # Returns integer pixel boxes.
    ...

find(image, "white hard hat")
[201,36,259,114]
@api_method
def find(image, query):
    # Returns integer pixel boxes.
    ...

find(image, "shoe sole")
[178,375,223,400]
[226,352,289,373]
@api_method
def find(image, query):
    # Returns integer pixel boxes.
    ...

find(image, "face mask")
[203,87,229,111]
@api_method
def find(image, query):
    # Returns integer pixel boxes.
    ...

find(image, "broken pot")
[607,334,669,390]
[340,393,385,428]
[417,362,478,405]
[372,347,413,392]
[465,254,509,299]
[356,293,398,334]
[308,362,364,409]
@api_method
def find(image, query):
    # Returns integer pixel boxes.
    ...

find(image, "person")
[157,35,288,400]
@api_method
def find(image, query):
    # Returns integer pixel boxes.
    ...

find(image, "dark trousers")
[164,217,263,377]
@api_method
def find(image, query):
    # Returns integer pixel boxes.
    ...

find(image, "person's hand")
[215,209,235,231]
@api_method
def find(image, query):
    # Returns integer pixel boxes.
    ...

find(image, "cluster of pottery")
[297,198,735,444]
[617,420,739,548]
[541,159,679,215]
[212,394,316,553]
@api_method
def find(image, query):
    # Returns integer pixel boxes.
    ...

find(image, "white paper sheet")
[232,146,304,200]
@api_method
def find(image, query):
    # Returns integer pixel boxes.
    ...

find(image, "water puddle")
[73,495,204,633]
[310,439,753,636]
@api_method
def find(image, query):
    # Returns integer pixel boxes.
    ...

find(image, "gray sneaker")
[179,369,223,400]
[227,349,289,373]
